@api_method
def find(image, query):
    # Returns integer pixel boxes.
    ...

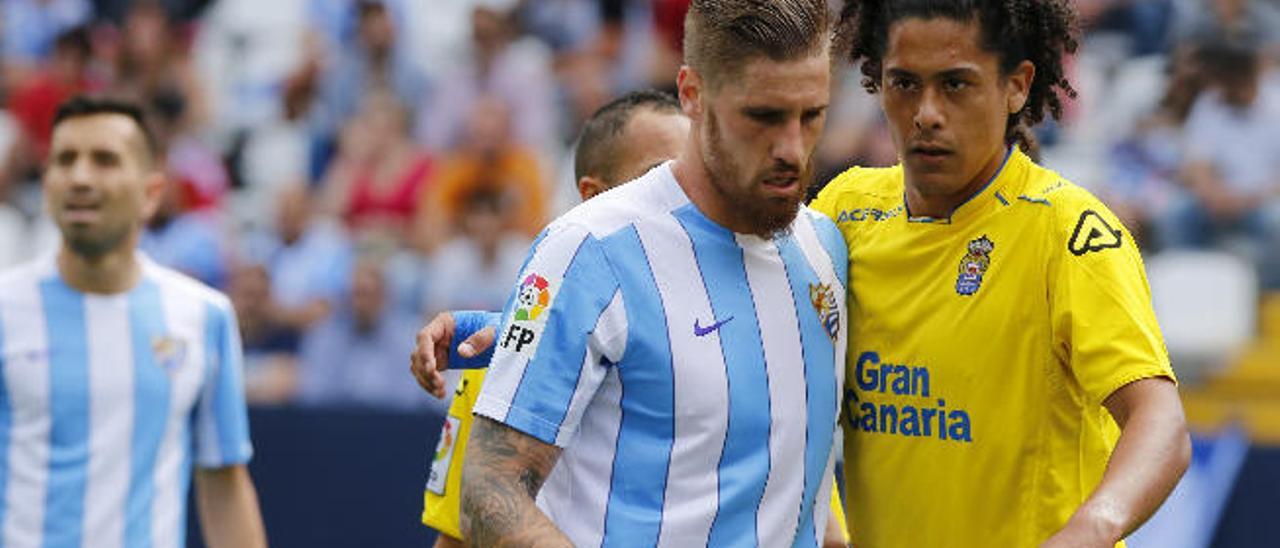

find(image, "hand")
[409,312,497,398]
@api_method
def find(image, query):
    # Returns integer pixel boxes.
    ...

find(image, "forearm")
[195,466,267,548]
[1071,380,1191,541]
[460,417,570,548]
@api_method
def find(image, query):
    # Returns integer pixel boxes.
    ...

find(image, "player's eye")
[745,108,786,125]
[91,150,121,168]
[801,107,827,125]
[889,76,919,93]
[54,151,77,167]
[944,78,970,93]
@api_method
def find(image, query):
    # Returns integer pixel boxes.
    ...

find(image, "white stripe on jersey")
[1,264,51,547]
[554,291,625,447]
[153,276,211,548]
[636,214,730,548]
[83,295,134,548]
[739,233,808,547]
[539,365,624,547]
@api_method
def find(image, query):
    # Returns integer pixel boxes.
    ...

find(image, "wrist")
[1069,498,1127,545]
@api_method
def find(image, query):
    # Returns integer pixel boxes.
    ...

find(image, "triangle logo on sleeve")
[1068,210,1122,256]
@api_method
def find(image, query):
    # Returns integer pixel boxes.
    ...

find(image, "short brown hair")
[684,0,832,89]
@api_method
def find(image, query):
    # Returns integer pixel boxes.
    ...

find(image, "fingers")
[458,326,498,358]
[410,313,456,399]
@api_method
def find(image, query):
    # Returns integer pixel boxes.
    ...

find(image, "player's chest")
[0,300,207,422]
[848,223,1048,337]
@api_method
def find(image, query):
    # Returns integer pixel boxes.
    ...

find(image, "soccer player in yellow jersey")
[812,1,1191,546]
[412,88,851,547]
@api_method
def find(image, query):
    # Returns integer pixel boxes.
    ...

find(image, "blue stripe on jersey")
[673,205,771,547]
[810,215,849,287]
[39,279,90,548]
[775,236,838,548]
[0,311,9,539]
[599,226,675,547]
[204,303,250,465]
[509,235,619,443]
[127,281,171,548]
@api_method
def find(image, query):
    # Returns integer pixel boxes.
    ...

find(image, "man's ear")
[141,171,167,220]
[577,176,610,202]
[677,65,704,121]
[1006,60,1035,114]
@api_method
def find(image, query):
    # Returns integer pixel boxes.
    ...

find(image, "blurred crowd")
[0,0,1277,411]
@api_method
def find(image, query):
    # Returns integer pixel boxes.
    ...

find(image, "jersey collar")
[904,146,1025,225]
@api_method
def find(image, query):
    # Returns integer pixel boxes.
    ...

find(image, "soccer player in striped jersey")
[413,90,851,547]
[447,1,847,545]
[0,97,266,548]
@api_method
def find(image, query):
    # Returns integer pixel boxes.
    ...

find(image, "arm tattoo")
[461,416,570,547]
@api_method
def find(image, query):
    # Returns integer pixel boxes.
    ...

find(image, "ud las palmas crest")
[955,235,995,296]
[808,282,840,342]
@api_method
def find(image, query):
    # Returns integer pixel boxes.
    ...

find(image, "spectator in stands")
[1163,41,1280,287]
[322,91,432,240]
[243,182,352,335]
[417,1,557,157]
[110,0,211,131]
[229,262,300,405]
[423,186,530,316]
[7,27,102,174]
[1173,0,1280,50]
[140,173,228,287]
[417,96,546,251]
[297,258,437,411]
[310,0,428,152]
[2,0,92,82]
[1105,44,1207,249]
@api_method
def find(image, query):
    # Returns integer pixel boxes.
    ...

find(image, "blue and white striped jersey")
[0,254,253,548]
[474,162,849,547]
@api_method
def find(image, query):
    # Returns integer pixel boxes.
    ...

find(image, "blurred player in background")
[414,88,850,548]
[813,1,1190,545]
[0,97,266,548]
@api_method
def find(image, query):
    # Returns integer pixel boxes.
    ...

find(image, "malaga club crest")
[808,282,840,342]
[515,273,551,321]
[955,235,995,296]
[151,335,187,373]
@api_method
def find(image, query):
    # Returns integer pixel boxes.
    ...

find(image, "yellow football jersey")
[422,369,487,540]
[812,149,1174,548]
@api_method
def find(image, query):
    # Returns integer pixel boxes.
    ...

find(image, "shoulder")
[0,257,55,308]
[1016,169,1132,257]
[545,162,685,242]
[143,259,234,316]
[811,164,905,221]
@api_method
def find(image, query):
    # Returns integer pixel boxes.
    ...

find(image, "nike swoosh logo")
[694,316,733,337]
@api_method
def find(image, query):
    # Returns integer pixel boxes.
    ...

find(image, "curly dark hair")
[838,0,1079,151]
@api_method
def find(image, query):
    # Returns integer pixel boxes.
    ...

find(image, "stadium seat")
[1146,250,1257,382]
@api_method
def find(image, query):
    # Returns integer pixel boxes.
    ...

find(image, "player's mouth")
[909,143,953,165]
[760,174,802,196]
[63,201,103,223]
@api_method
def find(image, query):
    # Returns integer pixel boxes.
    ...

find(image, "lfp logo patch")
[809,282,840,342]
[955,235,995,296]
[515,274,551,321]
[501,271,559,357]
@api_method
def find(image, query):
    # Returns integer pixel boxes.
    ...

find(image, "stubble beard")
[703,110,807,238]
